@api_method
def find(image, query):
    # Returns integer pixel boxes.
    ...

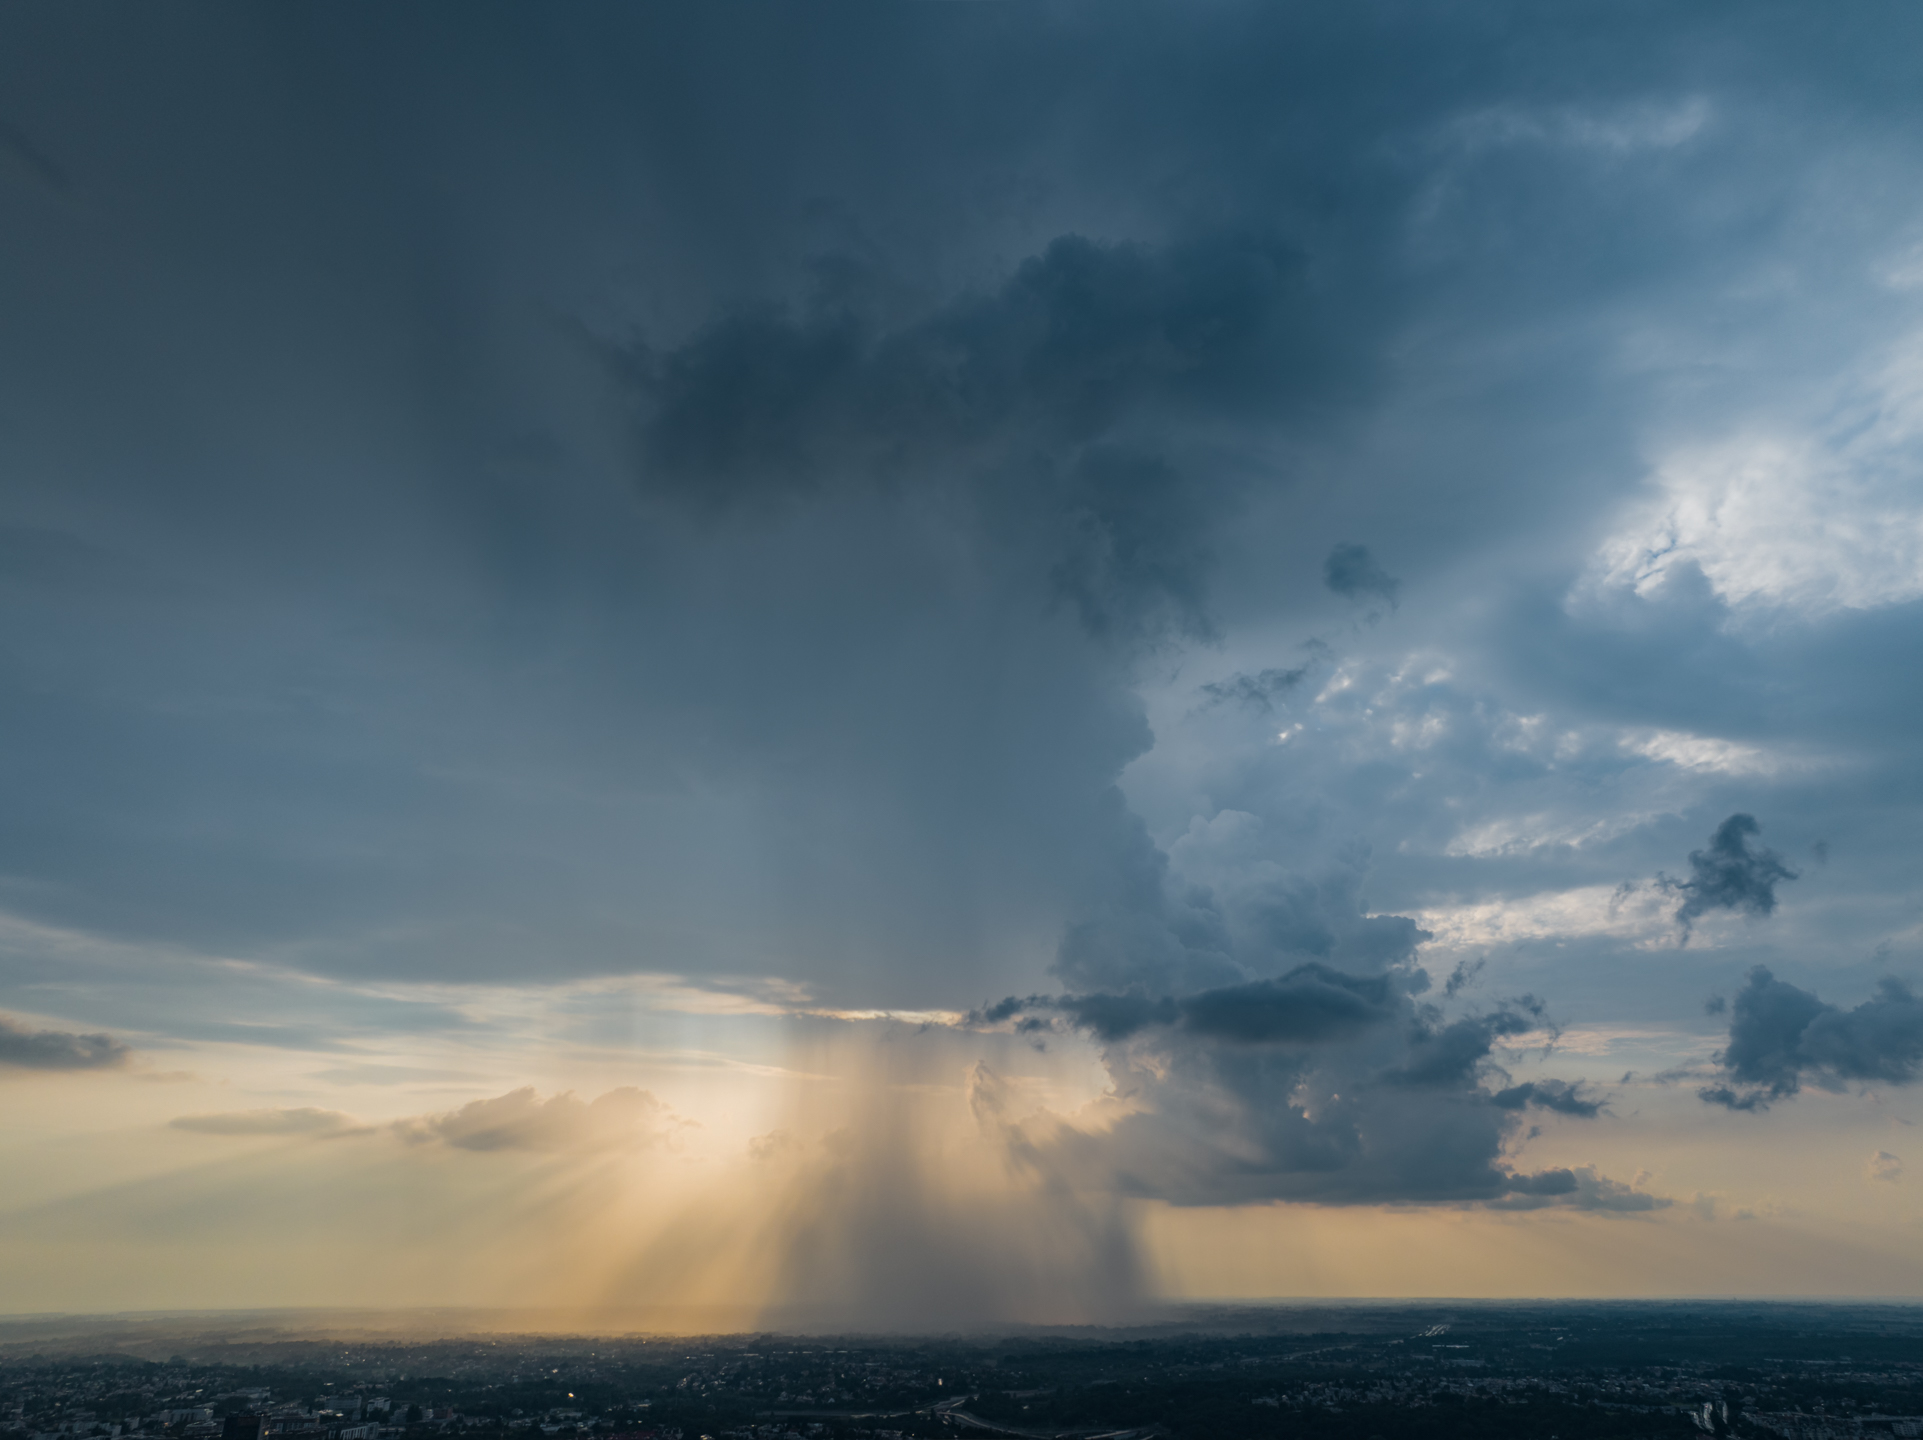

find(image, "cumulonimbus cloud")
[622,230,1348,650]
[970,856,1641,1213]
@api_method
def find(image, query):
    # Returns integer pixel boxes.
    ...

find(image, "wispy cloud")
[394,1087,685,1153]
[170,1107,366,1137]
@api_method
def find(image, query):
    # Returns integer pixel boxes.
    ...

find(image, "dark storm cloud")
[631,232,1324,489]
[983,962,1396,1045]
[1491,1166,1666,1212]
[1667,815,1798,938]
[975,895,1620,1210]
[1179,966,1395,1044]
[0,1013,131,1071]
[2,0,1908,1019]
[1700,967,1923,1110]
[620,230,1347,647]
[1492,1079,1606,1117]
[1382,1002,1543,1088]
[0,6,1412,1006]
[1323,543,1399,609]
[1242,866,1433,972]
[1050,820,1436,1004]
[1050,792,1243,996]
[967,821,1643,1209]
[1055,992,1179,1043]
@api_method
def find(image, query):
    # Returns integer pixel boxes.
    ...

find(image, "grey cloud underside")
[1701,967,1923,1110]
[979,962,1395,1045]
[1492,1079,1605,1118]
[979,810,1645,1209]
[621,230,1351,646]
[632,234,1331,493]
[1488,1166,1665,1212]
[0,1013,131,1071]
[975,905,1626,1208]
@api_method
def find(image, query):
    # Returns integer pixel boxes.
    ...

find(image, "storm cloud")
[1701,967,1923,1110]
[985,963,1397,1046]
[1492,1079,1606,1118]
[1668,815,1799,938]
[974,860,1627,1210]
[620,229,1351,651]
[4,0,1923,1312]
[1490,1166,1667,1213]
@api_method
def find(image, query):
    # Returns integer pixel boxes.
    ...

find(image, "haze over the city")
[4,1,1923,1327]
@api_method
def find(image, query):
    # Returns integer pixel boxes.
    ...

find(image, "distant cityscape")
[4,1305,1923,1440]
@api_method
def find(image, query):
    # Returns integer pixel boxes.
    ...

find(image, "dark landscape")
[5,1306,1920,1440]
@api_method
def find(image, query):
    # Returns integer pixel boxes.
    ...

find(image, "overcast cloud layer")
[5,1,1923,1318]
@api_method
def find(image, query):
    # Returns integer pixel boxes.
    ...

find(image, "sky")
[5,0,1923,1327]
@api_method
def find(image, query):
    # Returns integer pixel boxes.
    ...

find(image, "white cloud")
[1590,333,1923,615]
[1867,1149,1903,1183]
[1444,811,1660,859]
[1618,729,1788,777]
[1415,884,1674,950]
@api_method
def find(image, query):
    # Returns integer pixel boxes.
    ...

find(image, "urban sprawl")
[5,1304,1923,1440]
